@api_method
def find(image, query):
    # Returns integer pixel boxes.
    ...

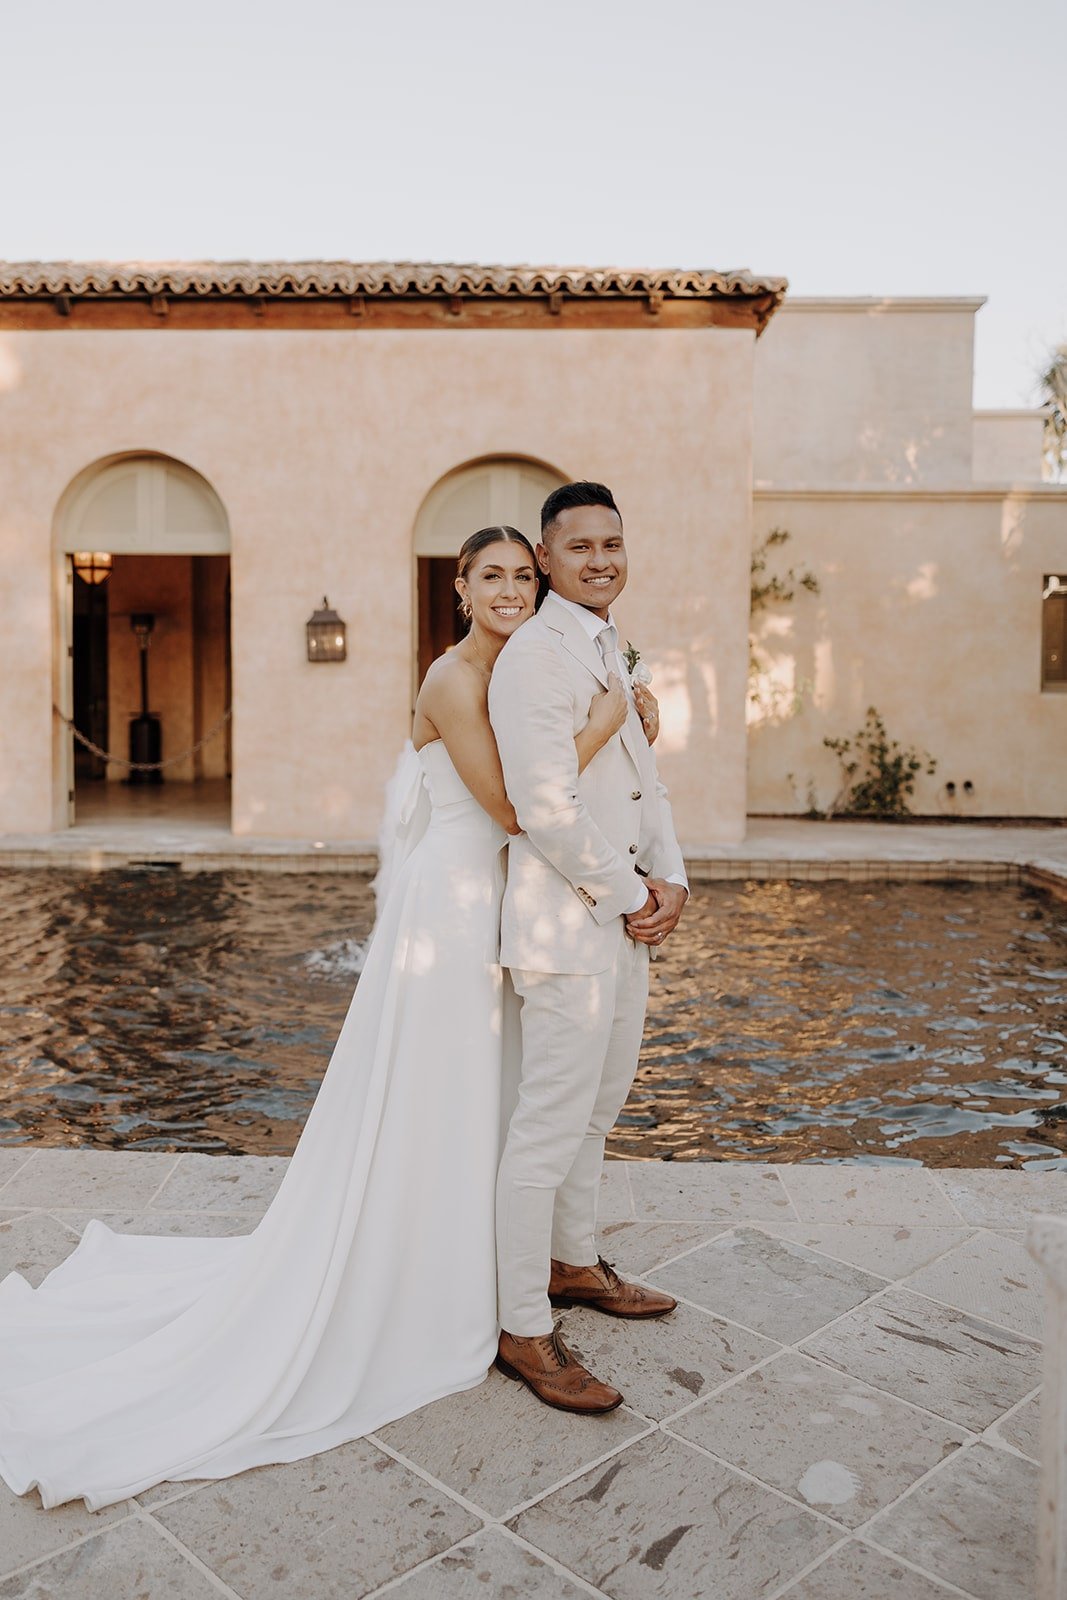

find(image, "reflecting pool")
[0,871,1064,1165]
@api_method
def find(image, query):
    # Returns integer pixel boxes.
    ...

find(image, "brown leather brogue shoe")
[549,1256,677,1319]
[495,1328,624,1414]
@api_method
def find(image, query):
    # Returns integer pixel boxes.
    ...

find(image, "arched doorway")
[413,457,565,688]
[53,454,232,827]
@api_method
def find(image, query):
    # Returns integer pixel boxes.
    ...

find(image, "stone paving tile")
[626,1163,793,1222]
[0,1210,28,1224]
[597,1163,632,1221]
[776,1168,961,1226]
[560,1301,778,1422]
[377,1367,649,1517]
[777,1539,966,1598]
[648,1228,883,1343]
[154,1437,478,1600]
[0,1483,132,1581]
[932,1169,1067,1228]
[801,1289,1042,1431]
[760,1222,973,1282]
[670,1352,966,1529]
[384,1528,593,1599]
[0,1152,179,1211]
[595,1219,723,1276]
[868,1441,1039,1600]
[0,1213,79,1288]
[0,1516,221,1600]
[988,1392,1041,1461]
[149,1155,289,1214]
[0,1152,35,1194]
[53,1210,254,1239]
[510,1430,838,1600]
[134,1480,211,1511]
[902,1230,1044,1339]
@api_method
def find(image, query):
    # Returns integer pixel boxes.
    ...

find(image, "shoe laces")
[596,1255,623,1292]
[535,1327,572,1370]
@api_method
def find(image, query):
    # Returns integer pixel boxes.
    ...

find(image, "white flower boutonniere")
[624,641,653,687]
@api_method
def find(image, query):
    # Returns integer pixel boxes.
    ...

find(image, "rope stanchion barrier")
[53,705,232,773]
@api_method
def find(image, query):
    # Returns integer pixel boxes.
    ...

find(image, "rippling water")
[0,870,1064,1165]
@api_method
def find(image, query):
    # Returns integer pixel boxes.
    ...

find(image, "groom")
[488,481,688,1412]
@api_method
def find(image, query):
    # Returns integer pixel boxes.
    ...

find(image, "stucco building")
[0,262,1062,850]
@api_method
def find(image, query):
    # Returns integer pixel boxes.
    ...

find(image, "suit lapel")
[541,593,610,689]
[619,702,645,774]
[541,595,645,775]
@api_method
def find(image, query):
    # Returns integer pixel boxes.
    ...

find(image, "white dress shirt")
[547,592,687,917]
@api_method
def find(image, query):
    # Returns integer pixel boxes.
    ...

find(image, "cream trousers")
[496,936,650,1336]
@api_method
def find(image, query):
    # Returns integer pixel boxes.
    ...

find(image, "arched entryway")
[413,456,565,688]
[53,453,232,828]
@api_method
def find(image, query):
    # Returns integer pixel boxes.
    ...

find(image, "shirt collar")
[544,590,615,642]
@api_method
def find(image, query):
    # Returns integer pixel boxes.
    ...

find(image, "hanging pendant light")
[72,551,113,585]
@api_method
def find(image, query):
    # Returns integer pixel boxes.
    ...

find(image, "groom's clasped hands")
[625,877,688,946]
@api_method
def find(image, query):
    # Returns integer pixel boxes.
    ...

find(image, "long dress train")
[0,741,506,1511]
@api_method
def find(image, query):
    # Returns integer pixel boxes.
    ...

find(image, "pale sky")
[3,0,1063,407]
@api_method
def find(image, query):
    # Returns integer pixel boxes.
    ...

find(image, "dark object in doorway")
[128,612,163,785]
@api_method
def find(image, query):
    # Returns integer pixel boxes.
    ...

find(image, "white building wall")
[753,299,982,488]
[748,298,1067,819]
[973,410,1048,483]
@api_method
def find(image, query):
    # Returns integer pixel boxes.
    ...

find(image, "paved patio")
[0,1151,1062,1598]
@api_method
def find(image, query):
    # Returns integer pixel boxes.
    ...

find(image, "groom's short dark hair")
[541,481,621,539]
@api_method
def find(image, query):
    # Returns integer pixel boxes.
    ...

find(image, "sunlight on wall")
[655,659,692,754]
[905,562,940,601]
[319,784,353,822]
[746,654,798,727]
[813,637,835,706]
[0,339,22,394]
[1000,495,1026,563]
[748,614,801,728]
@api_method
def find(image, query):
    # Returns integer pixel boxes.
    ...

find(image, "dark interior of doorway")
[72,571,108,781]
[417,555,465,688]
[71,554,232,818]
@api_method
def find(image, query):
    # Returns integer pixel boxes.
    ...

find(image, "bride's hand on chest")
[633,683,659,745]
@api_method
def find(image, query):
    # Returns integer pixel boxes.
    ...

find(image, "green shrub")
[824,708,936,818]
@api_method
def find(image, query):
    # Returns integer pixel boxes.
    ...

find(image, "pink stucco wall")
[0,327,755,844]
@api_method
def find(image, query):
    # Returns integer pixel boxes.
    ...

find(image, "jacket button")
[628,844,638,854]
[631,790,642,800]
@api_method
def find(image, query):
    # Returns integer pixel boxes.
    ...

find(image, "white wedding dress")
[0,741,507,1511]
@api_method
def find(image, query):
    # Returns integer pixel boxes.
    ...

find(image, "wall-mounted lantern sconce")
[306,597,347,662]
[72,551,113,585]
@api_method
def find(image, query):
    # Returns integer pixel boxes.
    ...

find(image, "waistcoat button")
[628,844,638,854]
[631,790,642,800]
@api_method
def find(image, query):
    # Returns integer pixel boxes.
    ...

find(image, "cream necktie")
[596,622,619,679]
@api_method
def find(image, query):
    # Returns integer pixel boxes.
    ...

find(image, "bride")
[0,524,640,1513]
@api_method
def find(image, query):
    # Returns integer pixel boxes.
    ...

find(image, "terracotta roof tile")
[0,260,787,304]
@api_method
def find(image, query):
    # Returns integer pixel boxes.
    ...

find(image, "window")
[1043,575,1067,691]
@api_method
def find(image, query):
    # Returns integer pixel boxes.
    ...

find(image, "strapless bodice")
[417,740,507,846]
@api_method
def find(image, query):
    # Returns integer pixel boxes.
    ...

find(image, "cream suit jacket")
[488,591,687,976]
